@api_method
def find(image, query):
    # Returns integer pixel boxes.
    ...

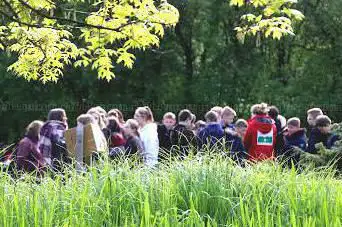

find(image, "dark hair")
[178,109,192,122]
[205,111,218,123]
[108,108,125,123]
[107,117,121,133]
[48,108,66,121]
[315,115,331,127]
[268,106,279,119]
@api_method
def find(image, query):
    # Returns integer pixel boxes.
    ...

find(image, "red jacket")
[243,115,277,161]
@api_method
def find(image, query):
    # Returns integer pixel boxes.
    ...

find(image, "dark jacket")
[307,128,330,153]
[157,124,173,151]
[171,124,196,158]
[16,136,45,173]
[124,135,144,157]
[284,129,307,151]
[274,118,285,156]
[244,115,277,161]
[198,123,225,148]
[225,133,246,164]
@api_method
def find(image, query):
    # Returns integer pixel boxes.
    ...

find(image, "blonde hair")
[211,106,223,116]
[235,119,248,128]
[287,117,301,127]
[77,114,95,126]
[163,112,176,120]
[125,119,140,136]
[307,108,323,119]
[222,106,236,117]
[87,109,107,129]
[136,106,154,122]
[26,120,44,138]
[251,103,268,115]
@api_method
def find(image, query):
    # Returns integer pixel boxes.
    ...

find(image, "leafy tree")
[0,0,304,83]
[0,0,179,82]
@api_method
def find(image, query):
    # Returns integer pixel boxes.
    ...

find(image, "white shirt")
[139,123,159,167]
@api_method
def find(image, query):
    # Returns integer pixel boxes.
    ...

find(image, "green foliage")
[231,0,304,42]
[0,0,179,82]
[0,155,342,226]
[299,123,342,172]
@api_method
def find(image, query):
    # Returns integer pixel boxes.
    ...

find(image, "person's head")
[315,115,332,134]
[48,108,67,127]
[178,109,193,127]
[87,109,105,129]
[221,106,236,125]
[287,117,301,135]
[77,114,96,126]
[205,111,218,123]
[26,120,44,140]
[94,106,107,117]
[235,119,248,138]
[134,106,154,127]
[108,108,125,123]
[162,112,176,130]
[211,106,223,122]
[123,119,139,137]
[268,106,279,120]
[194,120,206,134]
[88,107,107,127]
[107,116,121,133]
[250,103,268,117]
[307,108,323,126]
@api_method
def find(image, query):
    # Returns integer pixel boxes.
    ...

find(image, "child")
[306,108,323,138]
[198,111,224,148]
[194,120,206,136]
[105,117,126,149]
[171,109,196,158]
[244,103,277,161]
[268,106,286,156]
[281,117,307,167]
[226,119,248,164]
[158,112,176,159]
[307,108,323,127]
[134,106,159,167]
[123,119,144,158]
[77,114,96,126]
[211,106,223,122]
[39,108,68,167]
[307,115,339,153]
[17,120,46,174]
[284,117,307,151]
[221,106,236,131]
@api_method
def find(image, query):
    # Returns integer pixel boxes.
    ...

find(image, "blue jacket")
[198,123,224,148]
[284,129,307,151]
[225,133,246,163]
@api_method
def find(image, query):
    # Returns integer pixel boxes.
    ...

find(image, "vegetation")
[0,154,342,226]
[0,0,340,143]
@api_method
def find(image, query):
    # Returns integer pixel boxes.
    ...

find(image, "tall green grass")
[0,154,341,226]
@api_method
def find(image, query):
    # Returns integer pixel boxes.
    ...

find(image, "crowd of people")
[7,103,341,174]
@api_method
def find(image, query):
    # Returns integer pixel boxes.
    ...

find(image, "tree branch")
[16,0,172,32]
